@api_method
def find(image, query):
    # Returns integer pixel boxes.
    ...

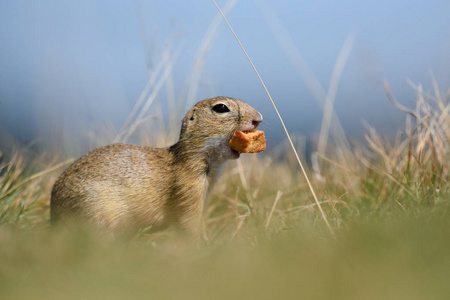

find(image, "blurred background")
[0,0,449,157]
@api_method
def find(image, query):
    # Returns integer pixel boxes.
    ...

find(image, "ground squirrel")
[51,97,263,237]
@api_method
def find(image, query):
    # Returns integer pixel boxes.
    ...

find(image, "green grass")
[2,3,448,296]
[1,209,450,300]
[0,75,449,299]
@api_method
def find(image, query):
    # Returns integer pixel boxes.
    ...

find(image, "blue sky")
[0,0,449,152]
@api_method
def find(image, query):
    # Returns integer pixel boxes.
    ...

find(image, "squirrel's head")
[178,97,263,163]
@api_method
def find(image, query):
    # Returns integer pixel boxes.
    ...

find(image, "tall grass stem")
[211,0,335,236]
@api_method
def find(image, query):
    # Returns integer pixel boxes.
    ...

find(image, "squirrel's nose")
[252,112,263,128]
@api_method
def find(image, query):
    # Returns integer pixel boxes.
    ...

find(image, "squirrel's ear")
[179,108,196,138]
[189,109,196,121]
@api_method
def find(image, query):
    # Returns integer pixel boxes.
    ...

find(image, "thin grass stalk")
[430,72,445,111]
[211,0,334,236]
[1,158,72,200]
[185,0,238,110]
[134,0,155,73]
[165,58,178,141]
[231,211,250,240]
[317,35,354,156]
[257,0,351,154]
[384,81,420,119]
[114,58,166,143]
[123,50,181,142]
[265,190,282,228]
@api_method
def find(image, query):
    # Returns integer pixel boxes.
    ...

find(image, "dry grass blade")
[384,80,420,119]
[134,0,155,73]
[1,158,73,199]
[286,199,347,213]
[368,79,449,190]
[265,190,283,228]
[317,35,354,156]
[211,0,334,236]
[122,50,181,142]
[257,0,351,154]
[114,59,165,143]
[186,0,238,109]
[230,211,250,240]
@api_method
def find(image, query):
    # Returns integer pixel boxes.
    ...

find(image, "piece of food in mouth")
[229,130,266,153]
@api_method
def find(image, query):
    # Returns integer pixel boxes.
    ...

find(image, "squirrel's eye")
[212,104,230,113]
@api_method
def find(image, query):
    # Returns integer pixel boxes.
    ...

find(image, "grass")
[1,3,449,297]
[0,76,449,299]
[1,215,450,300]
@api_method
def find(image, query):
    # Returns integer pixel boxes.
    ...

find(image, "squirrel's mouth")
[235,129,257,136]
[229,129,256,159]
[231,148,240,159]
[228,120,260,158]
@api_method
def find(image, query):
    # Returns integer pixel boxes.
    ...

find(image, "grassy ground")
[0,81,449,299]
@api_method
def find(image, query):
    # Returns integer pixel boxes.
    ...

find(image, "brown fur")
[51,97,263,238]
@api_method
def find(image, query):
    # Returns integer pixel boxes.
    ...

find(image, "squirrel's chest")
[169,170,211,202]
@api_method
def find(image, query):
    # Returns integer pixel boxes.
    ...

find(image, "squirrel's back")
[51,144,173,230]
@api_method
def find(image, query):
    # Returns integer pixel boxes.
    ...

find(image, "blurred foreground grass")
[0,80,449,299]
[1,214,449,300]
